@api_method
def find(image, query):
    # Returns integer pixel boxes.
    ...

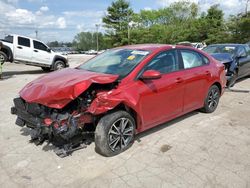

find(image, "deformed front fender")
[87,88,140,116]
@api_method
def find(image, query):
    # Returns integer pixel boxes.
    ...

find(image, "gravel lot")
[0,54,250,188]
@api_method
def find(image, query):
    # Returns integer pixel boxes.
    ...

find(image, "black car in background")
[203,44,250,87]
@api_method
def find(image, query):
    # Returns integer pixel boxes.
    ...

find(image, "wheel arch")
[98,103,140,130]
[52,55,68,69]
[1,46,13,62]
[211,82,222,95]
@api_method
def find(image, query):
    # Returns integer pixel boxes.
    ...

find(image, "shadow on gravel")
[0,75,13,80]
[3,70,44,76]
[226,88,250,93]
[224,77,250,93]
[19,126,94,156]
[20,127,30,136]
[235,77,250,84]
[42,142,56,152]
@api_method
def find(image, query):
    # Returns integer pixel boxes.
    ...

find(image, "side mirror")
[237,50,247,58]
[47,48,51,53]
[141,70,161,80]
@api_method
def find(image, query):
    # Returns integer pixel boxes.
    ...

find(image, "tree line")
[50,0,250,50]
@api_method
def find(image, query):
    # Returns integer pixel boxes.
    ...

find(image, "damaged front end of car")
[11,92,95,157]
[211,53,238,86]
[11,68,121,157]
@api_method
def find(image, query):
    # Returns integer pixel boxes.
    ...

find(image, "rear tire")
[53,60,66,71]
[95,111,136,157]
[0,51,7,65]
[201,85,220,113]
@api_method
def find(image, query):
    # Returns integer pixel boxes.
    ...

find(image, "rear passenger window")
[18,37,30,47]
[180,50,206,69]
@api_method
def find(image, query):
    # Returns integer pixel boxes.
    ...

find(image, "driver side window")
[145,50,179,74]
[245,45,250,55]
[33,40,48,52]
[237,46,247,56]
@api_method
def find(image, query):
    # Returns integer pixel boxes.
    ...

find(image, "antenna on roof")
[35,30,38,39]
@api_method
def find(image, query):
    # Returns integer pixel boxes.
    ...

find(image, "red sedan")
[11,44,227,157]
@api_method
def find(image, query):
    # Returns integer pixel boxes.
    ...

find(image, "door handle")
[205,71,211,76]
[17,46,23,49]
[34,50,38,52]
[176,77,184,84]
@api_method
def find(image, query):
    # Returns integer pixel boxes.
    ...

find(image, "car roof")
[117,44,174,51]
[116,44,199,52]
[207,44,244,47]
[7,34,47,45]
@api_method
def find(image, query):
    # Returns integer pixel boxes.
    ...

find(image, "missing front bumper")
[11,97,94,157]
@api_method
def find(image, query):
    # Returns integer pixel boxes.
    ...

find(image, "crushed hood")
[211,53,233,64]
[20,68,119,109]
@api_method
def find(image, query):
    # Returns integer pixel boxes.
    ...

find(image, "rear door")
[32,40,52,65]
[14,36,32,62]
[137,50,185,129]
[178,49,211,112]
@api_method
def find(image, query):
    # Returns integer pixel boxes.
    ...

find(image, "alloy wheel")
[55,63,64,70]
[0,54,5,62]
[207,88,219,110]
[108,117,134,152]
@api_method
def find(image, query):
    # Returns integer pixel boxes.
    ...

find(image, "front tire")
[227,70,237,88]
[201,85,220,113]
[53,60,66,71]
[0,51,7,65]
[41,67,51,72]
[95,111,136,157]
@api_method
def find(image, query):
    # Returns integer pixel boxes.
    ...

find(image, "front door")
[137,50,185,130]
[32,40,52,65]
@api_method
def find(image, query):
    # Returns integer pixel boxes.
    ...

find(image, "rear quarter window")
[4,35,13,43]
[180,50,208,69]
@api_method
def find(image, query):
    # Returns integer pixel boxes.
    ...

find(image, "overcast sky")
[0,0,247,42]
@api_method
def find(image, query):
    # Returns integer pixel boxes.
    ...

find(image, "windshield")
[203,45,237,56]
[78,49,150,77]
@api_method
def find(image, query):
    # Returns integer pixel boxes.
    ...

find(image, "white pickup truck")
[0,34,68,71]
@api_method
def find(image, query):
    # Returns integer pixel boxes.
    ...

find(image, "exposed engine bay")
[11,83,117,157]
